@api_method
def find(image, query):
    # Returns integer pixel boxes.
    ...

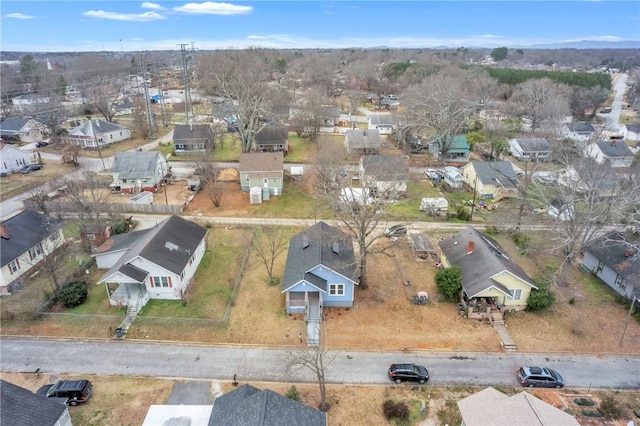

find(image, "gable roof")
[173,124,214,142]
[69,118,128,137]
[319,106,341,118]
[254,126,288,143]
[0,142,31,157]
[0,209,62,268]
[212,103,236,119]
[457,387,580,426]
[0,116,38,134]
[112,151,165,180]
[282,221,357,292]
[97,216,206,283]
[209,384,326,426]
[345,129,381,150]
[511,138,551,151]
[438,226,535,298]
[594,140,634,158]
[369,113,395,125]
[361,155,409,180]
[469,161,519,188]
[239,152,284,173]
[433,134,470,152]
[584,231,640,283]
[566,121,594,132]
[1,379,69,426]
[626,124,640,133]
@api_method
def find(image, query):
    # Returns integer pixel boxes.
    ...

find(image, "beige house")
[438,226,537,319]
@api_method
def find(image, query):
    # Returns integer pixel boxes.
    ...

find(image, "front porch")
[461,297,505,324]
[105,282,149,313]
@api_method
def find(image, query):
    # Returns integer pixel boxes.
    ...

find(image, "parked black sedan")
[20,164,43,174]
[388,363,429,384]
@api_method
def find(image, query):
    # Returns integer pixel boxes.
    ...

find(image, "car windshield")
[548,369,559,381]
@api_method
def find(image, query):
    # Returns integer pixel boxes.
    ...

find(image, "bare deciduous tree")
[511,78,570,134]
[85,76,124,122]
[290,87,331,141]
[251,225,289,285]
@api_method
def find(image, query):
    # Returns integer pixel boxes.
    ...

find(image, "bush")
[574,398,595,406]
[383,399,409,421]
[285,385,301,402]
[526,278,555,311]
[456,206,471,221]
[435,267,463,302]
[56,280,88,308]
[512,232,531,253]
[598,395,623,420]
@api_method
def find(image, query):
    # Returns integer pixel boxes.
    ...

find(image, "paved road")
[1,338,638,389]
[599,73,628,134]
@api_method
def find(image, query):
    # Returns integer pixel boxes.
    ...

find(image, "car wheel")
[394,378,402,384]
[69,400,78,406]
[528,384,535,388]
[555,385,562,389]
[419,379,426,384]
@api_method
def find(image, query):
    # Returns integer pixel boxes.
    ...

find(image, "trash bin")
[115,327,123,338]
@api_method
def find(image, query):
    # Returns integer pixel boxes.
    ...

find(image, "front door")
[263,178,269,188]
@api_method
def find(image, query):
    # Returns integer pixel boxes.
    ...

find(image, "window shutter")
[168,277,172,288]
[150,277,154,287]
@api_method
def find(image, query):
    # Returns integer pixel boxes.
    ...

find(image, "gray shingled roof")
[1,210,62,268]
[112,151,165,180]
[595,140,634,158]
[345,129,381,150]
[438,227,535,298]
[255,126,288,144]
[1,380,69,426]
[584,232,640,283]
[566,121,595,132]
[512,138,550,152]
[369,113,395,125]
[361,155,409,180]
[97,216,206,283]
[239,152,283,172]
[209,384,326,426]
[471,161,519,189]
[173,124,214,142]
[319,106,340,119]
[282,221,357,292]
[626,124,640,133]
[69,118,127,136]
[0,116,33,133]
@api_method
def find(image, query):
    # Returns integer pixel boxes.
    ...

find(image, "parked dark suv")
[388,363,429,384]
[517,366,564,388]
[36,380,93,405]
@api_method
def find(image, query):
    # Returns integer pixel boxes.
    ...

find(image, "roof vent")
[165,242,179,251]
[302,233,309,249]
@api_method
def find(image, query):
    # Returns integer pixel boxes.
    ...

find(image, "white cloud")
[141,2,165,10]
[472,34,503,39]
[82,10,166,22]
[6,12,35,19]
[563,35,622,42]
[173,2,252,15]
[247,35,267,40]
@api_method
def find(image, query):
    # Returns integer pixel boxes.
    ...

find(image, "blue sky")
[1,1,639,52]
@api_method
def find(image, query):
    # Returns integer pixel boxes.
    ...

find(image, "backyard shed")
[410,233,438,260]
[129,191,154,204]
[420,197,449,215]
[250,187,262,204]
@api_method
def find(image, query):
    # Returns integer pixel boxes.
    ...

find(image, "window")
[152,276,170,287]
[86,233,96,240]
[595,261,604,274]
[245,176,249,183]
[49,232,60,243]
[28,243,43,260]
[614,275,627,290]
[507,289,522,300]
[329,283,345,296]
[8,259,20,274]
[176,144,184,149]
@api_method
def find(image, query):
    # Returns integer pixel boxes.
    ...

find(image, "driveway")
[1,338,638,389]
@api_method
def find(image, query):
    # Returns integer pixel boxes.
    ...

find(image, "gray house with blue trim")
[282,222,358,318]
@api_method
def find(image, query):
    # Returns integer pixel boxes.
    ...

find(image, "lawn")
[0,161,78,202]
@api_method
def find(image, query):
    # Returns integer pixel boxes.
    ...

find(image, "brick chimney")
[0,224,9,240]
[466,240,474,254]
[625,248,634,257]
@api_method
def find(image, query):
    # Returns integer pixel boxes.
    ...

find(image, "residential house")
[359,154,409,197]
[443,166,464,190]
[319,106,341,132]
[582,232,640,301]
[0,209,64,296]
[429,135,470,163]
[80,224,112,248]
[438,226,537,317]
[344,129,381,154]
[94,215,207,311]
[61,118,131,149]
[457,387,579,426]
[254,126,289,154]
[0,142,33,175]
[623,124,640,142]
[368,113,396,135]
[584,140,634,168]
[1,379,73,426]
[173,124,215,155]
[380,96,400,109]
[281,221,358,317]
[238,151,284,196]
[211,102,236,124]
[0,116,48,143]
[110,151,169,194]
[548,199,574,222]
[561,121,595,142]
[462,162,519,200]
[209,384,327,426]
[507,138,552,162]
[11,94,50,109]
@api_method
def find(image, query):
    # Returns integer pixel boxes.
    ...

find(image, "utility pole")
[180,43,194,125]
[140,61,156,139]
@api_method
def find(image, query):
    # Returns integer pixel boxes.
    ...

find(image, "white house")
[584,140,634,168]
[110,151,169,194]
[95,216,207,311]
[623,124,640,142]
[11,94,50,108]
[0,142,34,175]
[0,210,65,295]
[561,121,595,142]
[443,166,464,189]
[507,137,551,162]
[0,116,48,143]
[61,118,131,149]
[368,113,396,135]
[359,154,409,196]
